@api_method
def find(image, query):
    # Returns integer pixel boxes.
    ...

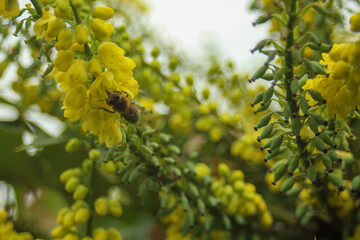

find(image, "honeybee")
[103,90,140,124]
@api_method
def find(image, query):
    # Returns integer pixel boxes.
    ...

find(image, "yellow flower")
[97,42,135,71]
[99,119,122,147]
[92,6,114,20]
[195,163,211,180]
[62,84,87,121]
[33,7,57,40]
[350,12,360,32]
[45,18,66,41]
[0,0,19,18]
[55,29,73,50]
[90,18,114,41]
[75,24,89,44]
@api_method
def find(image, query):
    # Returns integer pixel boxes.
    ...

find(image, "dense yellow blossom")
[0,209,33,240]
[0,0,19,18]
[304,43,360,117]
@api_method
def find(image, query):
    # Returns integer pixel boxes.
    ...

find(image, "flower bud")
[93,6,114,20]
[65,177,80,192]
[60,169,74,183]
[102,161,116,174]
[63,211,75,228]
[202,88,210,100]
[56,0,70,12]
[72,0,84,8]
[350,12,360,32]
[255,114,271,131]
[54,50,75,72]
[218,163,230,177]
[109,199,123,217]
[328,173,343,188]
[90,19,113,41]
[46,18,66,41]
[89,58,102,77]
[56,29,73,50]
[93,228,107,240]
[272,165,287,184]
[75,24,89,44]
[75,208,90,224]
[51,225,67,238]
[89,149,101,161]
[73,184,89,200]
[94,197,108,216]
[65,138,82,153]
[107,228,122,240]
[307,166,317,183]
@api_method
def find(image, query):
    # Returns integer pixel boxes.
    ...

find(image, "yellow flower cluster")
[33,6,139,147]
[304,43,360,118]
[0,0,19,19]
[0,209,33,240]
[211,163,273,228]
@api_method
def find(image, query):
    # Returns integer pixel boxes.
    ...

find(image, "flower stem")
[283,0,307,157]
[30,0,42,16]
[70,1,92,58]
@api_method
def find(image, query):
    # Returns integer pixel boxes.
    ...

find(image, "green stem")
[283,0,307,156]
[70,1,92,58]
[86,161,95,236]
[30,0,42,16]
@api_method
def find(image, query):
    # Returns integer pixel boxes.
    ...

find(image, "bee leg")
[120,91,129,97]
[101,108,115,113]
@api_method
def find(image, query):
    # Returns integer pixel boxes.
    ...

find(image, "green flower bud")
[254,100,271,113]
[88,149,101,161]
[286,187,302,197]
[255,114,271,131]
[299,97,309,114]
[308,118,319,133]
[250,64,268,81]
[168,58,178,70]
[273,165,287,184]
[291,118,301,136]
[262,87,274,104]
[298,74,308,88]
[310,113,325,124]
[259,124,273,140]
[65,138,82,153]
[197,199,206,215]
[280,178,295,192]
[307,166,317,183]
[308,89,324,103]
[253,14,272,25]
[352,175,360,191]
[327,150,340,162]
[185,75,194,85]
[295,204,307,219]
[289,157,299,174]
[65,177,80,192]
[60,169,74,183]
[251,92,264,107]
[181,192,189,211]
[321,155,332,171]
[328,173,343,188]
[290,79,299,94]
[265,147,286,161]
[274,68,285,81]
[151,47,160,58]
[319,132,334,147]
[73,184,88,200]
[222,215,231,230]
[188,183,200,198]
[314,137,327,153]
[269,135,283,151]
[252,39,269,52]
[283,104,291,122]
